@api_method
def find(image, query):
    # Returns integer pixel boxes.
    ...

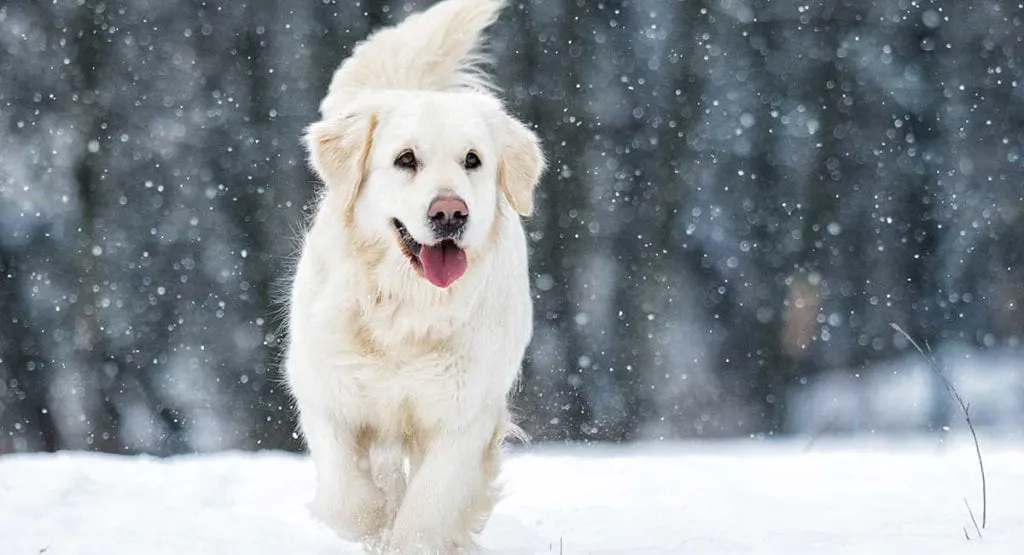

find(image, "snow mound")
[2,438,1022,554]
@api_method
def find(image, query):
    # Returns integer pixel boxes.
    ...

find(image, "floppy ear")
[303,110,378,214]
[499,117,545,216]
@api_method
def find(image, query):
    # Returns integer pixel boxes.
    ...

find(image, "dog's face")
[306,91,544,289]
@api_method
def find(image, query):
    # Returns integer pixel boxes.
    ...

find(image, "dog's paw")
[384,541,448,555]
[361,528,392,555]
[385,531,479,555]
[308,482,387,543]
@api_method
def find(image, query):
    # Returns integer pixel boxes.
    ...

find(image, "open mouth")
[391,219,468,289]
[393,218,423,265]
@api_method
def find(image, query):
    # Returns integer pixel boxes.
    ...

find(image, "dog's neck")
[358,271,483,345]
[341,235,493,355]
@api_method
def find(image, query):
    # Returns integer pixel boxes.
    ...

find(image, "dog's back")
[319,0,506,117]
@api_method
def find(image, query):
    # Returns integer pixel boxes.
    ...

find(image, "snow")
[3,437,1022,555]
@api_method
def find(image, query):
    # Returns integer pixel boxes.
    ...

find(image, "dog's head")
[305,91,544,289]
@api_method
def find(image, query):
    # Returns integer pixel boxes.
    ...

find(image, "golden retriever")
[283,0,545,553]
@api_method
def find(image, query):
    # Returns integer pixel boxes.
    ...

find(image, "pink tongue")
[419,242,468,288]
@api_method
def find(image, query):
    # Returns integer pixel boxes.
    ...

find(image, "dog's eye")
[394,150,417,170]
[463,151,481,170]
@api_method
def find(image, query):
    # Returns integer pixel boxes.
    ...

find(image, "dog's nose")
[428,195,469,236]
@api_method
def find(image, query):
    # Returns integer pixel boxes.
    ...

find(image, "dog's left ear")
[304,109,378,215]
[499,117,545,217]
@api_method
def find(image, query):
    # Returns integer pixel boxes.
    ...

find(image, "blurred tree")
[0,235,58,453]
[1,0,1021,454]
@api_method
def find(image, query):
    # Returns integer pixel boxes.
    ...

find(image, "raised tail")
[320,0,507,116]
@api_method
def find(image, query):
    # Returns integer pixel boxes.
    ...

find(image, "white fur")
[283,1,545,553]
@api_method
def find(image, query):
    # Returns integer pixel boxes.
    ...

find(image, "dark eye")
[464,151,481,170]
[394,150,417,170]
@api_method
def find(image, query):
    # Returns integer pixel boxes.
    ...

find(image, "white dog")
[283,0,545,553]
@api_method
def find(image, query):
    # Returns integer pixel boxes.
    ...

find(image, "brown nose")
[428,195,469,236]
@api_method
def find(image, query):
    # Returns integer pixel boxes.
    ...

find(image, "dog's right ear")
[304,110,378,214]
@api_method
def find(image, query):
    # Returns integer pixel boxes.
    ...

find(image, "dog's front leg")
[300,411,388,545]
[387,413,503,554]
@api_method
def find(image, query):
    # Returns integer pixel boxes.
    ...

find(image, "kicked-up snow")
[2,436,1021,554]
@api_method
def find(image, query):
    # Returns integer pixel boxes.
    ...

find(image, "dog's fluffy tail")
[320,0,506,116]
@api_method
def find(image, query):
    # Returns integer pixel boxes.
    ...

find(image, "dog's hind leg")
[369,441,408,529]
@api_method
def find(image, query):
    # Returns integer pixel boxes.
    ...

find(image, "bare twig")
[965,497,982,539]
[891,323,987,531]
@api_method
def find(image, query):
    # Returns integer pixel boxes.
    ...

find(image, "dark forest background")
[1,0,1022,455]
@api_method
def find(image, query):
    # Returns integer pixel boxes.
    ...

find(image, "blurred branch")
[890,322,987,532]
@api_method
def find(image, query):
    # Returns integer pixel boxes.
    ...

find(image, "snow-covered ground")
[2,436,1022,554]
